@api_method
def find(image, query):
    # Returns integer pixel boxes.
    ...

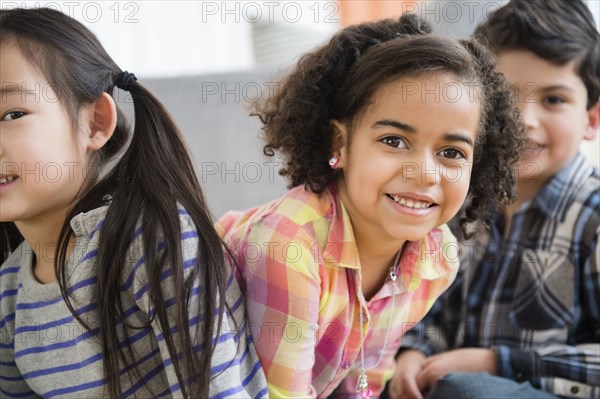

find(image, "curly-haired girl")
[218,13,523,399]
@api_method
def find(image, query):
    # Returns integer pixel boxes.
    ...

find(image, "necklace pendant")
[389,269,397,282]
[356,372,369,393]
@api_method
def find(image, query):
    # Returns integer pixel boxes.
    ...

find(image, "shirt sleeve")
[129,209,263,398]
[400,301,449,357]
[494,226,600,396]
[230,215,322,398]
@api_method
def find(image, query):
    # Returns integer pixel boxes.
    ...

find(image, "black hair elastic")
[115,71,137,91]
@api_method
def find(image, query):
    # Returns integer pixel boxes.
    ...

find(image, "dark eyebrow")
[372,119,416,133]
[443,133,473,148]
[373,119,473,147]
[541,84,575,93]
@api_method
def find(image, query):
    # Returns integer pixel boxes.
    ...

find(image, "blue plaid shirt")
[402,152,600,398]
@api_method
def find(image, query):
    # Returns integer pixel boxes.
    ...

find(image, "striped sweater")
[0,205,267,398]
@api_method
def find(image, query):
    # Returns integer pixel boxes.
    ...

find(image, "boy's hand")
[416,348,497,391]
[388,349,427,399]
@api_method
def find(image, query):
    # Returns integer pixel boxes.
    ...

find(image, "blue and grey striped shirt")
[0,205,267,398]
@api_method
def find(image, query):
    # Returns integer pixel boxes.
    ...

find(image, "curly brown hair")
[253,13,524,234]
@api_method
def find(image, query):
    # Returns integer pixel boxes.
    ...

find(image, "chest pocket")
[510,249,575,330]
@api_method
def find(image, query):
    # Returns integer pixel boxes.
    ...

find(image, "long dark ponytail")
[0,8,228,397]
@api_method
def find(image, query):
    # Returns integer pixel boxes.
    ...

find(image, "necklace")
[355,254,400,399]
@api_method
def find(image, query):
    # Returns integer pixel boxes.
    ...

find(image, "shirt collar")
[399,224,458,292]
[532,152,595,221]
[325,182,361,270]
[69,206,109,238]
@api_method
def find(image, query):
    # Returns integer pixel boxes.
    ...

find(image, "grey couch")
[142,68,289,219]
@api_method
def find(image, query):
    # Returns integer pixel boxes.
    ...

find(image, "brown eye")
[543,95,566,105]
[1,111,26,121]
[380,136,407,149]
[438,148,465,159]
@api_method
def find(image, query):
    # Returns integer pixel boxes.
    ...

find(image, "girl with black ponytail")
[0,7,266,398]
[218,13,524,398]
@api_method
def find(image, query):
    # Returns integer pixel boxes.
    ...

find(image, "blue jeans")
[425,372,561,399]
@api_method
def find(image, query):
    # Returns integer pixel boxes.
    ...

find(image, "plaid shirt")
[217,182,459,398]
[402,152,600,398]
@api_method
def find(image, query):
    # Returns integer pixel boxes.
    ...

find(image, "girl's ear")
[330,119,349,168]
[584,100,600,141]
[86,92,117,151]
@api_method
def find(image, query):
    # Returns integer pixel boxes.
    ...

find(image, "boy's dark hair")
[1,8,231,398]
[474,0,600,109]
[253,14,524,234]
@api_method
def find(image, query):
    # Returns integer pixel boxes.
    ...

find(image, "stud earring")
[328,155,339,169]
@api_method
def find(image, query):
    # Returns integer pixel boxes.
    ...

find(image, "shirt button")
[571,386,580,394]
[342,361,351,369]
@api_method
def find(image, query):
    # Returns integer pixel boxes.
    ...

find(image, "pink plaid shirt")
[217,182,459,398]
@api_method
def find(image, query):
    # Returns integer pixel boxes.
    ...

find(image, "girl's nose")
[400,152,440,185]
[420,152,439,186]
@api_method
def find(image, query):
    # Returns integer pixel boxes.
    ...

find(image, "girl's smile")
[0,174,18,194]
[385,192,438,216]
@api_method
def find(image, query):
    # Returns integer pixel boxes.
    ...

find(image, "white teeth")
[390,194,432,209]
[0,176,17,184]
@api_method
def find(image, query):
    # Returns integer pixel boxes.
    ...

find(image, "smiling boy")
[388,1,600,398]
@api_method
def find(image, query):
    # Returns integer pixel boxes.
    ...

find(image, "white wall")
[5,1,340,77]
